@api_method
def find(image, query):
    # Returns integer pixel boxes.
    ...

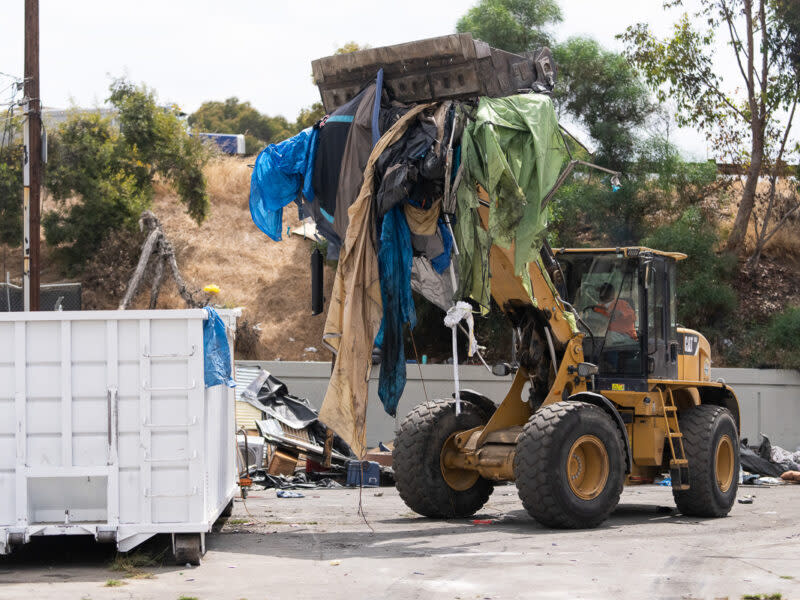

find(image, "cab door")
[646,256,679,380]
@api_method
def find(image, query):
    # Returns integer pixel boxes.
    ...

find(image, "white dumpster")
[0,309,239,564]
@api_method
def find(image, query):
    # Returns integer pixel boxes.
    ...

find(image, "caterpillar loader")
[393,192,740,528]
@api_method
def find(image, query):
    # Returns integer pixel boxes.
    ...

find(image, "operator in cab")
[593,282,638,342]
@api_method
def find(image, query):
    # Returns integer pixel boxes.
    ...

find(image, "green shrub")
[643,207,737,331]
[0,141,23,246]
[765,307,800,369]
[44,79,209,267]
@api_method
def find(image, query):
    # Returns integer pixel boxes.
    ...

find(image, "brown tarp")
[320,103,433,458]
[404,199,441,235]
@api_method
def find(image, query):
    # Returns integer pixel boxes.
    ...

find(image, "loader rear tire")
[393,399,494,518]
[672,405,739,517]
[514,401,626,529]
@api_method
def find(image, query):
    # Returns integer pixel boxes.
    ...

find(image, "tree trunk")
[118,228,160,310]
[726,127,764,253]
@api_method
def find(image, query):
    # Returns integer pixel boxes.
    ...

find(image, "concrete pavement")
[0,484,798,599]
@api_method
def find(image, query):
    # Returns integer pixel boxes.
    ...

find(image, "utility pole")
[23,0,41,311]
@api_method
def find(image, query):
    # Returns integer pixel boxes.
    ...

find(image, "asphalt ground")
[0,484,798,600]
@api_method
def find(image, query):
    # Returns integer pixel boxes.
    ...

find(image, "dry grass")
[109,549,162,579]
[137,156,335,361]
[719,177,800,260]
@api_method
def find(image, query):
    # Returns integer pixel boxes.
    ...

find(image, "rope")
[444,302,477,415]
[356,462,374,534]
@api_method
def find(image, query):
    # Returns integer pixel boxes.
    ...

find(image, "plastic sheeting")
[455,95,566,305]
[202,307,235,388]
[241,370,318,429]
[250,127,318,241]
[410,256,457,311]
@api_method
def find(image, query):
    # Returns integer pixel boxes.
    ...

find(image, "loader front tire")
[672,405,739,517]
[393,399,493,518]
[514,401,626,529]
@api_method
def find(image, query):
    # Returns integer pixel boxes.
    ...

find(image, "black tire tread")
[393,399,493,518]
[672,404,738,517]
[513,401,626,529]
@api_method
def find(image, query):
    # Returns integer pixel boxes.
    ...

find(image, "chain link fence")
[0,282,82,312]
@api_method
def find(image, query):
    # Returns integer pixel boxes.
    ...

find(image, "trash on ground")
[738,495,755,504]
[740,435,799,478]
[276,489,305,499]
[781,470,800,482]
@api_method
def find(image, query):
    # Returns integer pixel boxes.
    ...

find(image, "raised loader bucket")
[311,33,555,112]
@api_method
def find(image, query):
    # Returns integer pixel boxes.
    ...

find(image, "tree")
[550,136,719,247]
[456,4,655,170]
[189,97,294,154]
[621,0,800,255]
[0,140,23,247]
[44,79,209,266]
[553,38,654,171]
[776,0,800,77]
[295,102,325,130]
[643,206,736,331]
[456,0,562,53]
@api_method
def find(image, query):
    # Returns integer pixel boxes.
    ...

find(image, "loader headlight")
[576,362,599,378]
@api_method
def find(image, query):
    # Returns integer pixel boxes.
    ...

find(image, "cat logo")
[681,333,699,356]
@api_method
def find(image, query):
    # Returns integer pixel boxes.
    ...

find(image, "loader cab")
[554,247,685,388]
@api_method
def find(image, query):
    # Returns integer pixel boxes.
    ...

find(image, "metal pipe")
[543,326,559,376]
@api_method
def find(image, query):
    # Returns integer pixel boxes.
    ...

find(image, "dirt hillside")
[140,157,336,362]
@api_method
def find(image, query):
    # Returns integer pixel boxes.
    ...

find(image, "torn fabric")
[376,204,416,417]
[319,103,433,458]
[457,95,566,277]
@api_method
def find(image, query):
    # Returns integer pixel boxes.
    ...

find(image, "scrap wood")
[256,419,350,463]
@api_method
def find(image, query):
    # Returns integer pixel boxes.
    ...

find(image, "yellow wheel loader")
[393,193,740,529]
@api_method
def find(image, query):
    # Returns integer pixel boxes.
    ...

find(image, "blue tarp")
[376,205,416,416]
[250,127,318,241]
[203,307,235,388]
[431,221,454,274]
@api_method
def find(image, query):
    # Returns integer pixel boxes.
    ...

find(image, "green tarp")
[455,95,567,308]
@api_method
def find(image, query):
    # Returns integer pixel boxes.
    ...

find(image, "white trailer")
[0,309,239,564]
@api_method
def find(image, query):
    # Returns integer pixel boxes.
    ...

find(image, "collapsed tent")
[249,36,569,456]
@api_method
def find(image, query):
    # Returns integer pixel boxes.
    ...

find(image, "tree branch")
[724,5,752,91]
[762,203,800,245]
[759,0,768,120]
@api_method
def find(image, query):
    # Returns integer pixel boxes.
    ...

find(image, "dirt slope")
[142,157,336,362]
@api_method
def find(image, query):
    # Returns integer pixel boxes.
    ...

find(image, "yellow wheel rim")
[440,432,479,491]
[567,435,610,500]
[716,434,735,493]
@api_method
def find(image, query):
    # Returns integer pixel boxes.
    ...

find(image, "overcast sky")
[3,0,742,159]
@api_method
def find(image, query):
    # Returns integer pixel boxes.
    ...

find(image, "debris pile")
[235,369,394,490]
[740,435,800,485]
[249,34,584,456]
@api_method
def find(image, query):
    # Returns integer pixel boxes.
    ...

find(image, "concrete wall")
[235,361,800,451]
